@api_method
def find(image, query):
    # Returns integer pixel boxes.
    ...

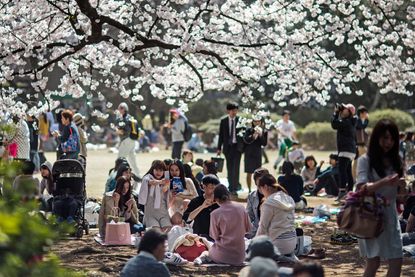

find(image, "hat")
[239,257,279,277]
[343,103,355,115]
[169,109,179,115]
[73,113,85,126]
[246,235,280,261]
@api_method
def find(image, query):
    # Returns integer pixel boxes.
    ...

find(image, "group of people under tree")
[4,98,415,277]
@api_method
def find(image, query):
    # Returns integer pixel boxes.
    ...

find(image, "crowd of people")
[1,100,415,277]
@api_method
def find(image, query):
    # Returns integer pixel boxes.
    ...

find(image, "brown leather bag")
[337,191,384,239]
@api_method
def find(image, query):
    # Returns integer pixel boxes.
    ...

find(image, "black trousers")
[224,144,242,193]
[338,157,354,192]
[172,141,184,159]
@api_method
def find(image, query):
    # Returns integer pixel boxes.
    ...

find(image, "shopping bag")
[104,221,131,245]
[211,156,224,172]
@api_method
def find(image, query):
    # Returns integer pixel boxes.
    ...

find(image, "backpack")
[182,120,193,142]
[129,117,140,140]
[61,127,79,153]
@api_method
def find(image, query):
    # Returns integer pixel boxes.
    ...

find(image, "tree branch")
[179,54,204,91]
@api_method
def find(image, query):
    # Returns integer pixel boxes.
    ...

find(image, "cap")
[343,103,355,115]
[246,235,280,261]
[169,108,179,115]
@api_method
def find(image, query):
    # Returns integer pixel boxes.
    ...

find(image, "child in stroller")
[52,158,88,237]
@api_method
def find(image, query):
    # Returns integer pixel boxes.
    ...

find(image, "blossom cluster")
[0,0,413,117]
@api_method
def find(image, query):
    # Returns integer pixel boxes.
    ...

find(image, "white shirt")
[228,117,237,144]
[276,119,296,140]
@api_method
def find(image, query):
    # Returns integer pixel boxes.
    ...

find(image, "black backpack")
[182,120,193,142]
[129,117,140,140]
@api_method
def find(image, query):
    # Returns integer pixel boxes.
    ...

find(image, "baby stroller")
[52,158,89,238]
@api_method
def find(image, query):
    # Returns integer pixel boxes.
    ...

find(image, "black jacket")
[331,113,357,153]
[218,116,244,154]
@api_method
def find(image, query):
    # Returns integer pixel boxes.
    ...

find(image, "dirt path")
[52,197,415,276]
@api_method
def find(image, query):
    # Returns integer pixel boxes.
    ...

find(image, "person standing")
[274,110,297,169]
[10,116,30,160]
[355,119,405,277]
[352,106,369,179]
[331,103,357,200]
[243,116,268,193]
[169,109,186,160]
[115,103,140,177]
[217,102,243,196]
[52,109,80,159]
[73,113,88,159]
[26,115,40,171]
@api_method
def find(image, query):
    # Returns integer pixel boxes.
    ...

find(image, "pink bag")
[105,222,131,245]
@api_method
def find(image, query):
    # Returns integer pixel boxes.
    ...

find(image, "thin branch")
[202,38,277,48]
[146,0,170,38]
[179,54,204,91]
[197,49,248,83]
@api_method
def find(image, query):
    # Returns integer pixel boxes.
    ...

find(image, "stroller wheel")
[76,227,84,238]
[84,222,90,235]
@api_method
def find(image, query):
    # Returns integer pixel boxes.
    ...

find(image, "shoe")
[335,190,347,202]
[330,233,354,245]
[164,252,188,265]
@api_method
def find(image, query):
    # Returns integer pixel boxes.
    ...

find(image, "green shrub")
[300,122,337,150]
[368,109,414,131]
[0,161,83,277]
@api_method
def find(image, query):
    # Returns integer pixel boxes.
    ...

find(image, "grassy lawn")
[44,148,334,198]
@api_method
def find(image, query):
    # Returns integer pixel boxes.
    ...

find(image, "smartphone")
[164,171,170,180]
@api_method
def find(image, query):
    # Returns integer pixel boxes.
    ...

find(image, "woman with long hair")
[168,159,197,224]
[256,174,296,255]
[356,119,405,277]
[138,160,171,232]
[301,155,318,191]
[243,117,268,193]
[99,176,141,238]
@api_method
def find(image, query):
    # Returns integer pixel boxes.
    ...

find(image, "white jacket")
[256,191,296,244]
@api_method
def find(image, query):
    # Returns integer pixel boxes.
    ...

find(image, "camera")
[335,103,344,111]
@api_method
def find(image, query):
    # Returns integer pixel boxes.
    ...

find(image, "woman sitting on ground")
[246,167,269,238]
[39,161,54,211]
[196,185,251,266]
[301,155,318,192]
[278,160,306,210]
[168,159,198,225]
[104,157,129,192]
[256,174,296,256]
[99,176,141,239]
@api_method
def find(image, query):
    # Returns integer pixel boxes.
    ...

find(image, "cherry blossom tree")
[0,0,414,117]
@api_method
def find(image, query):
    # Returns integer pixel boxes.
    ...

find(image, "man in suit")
[217,102,243,196]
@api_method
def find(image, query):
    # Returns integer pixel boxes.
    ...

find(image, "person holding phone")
[99,176,141,239]
[168,160,197,225]
[183,175,221,240]
[355,119,406,277]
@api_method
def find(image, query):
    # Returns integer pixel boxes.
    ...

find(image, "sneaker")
[330,233,354,245]
[164,252,188,265]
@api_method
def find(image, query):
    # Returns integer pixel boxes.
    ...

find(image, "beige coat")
[98,191,139,238]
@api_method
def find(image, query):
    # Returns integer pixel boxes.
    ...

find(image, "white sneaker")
[163,252,188,265]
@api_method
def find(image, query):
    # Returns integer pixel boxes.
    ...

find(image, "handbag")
[211,156,224,172]
[337,188,384,239]
[104,221,131,245]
